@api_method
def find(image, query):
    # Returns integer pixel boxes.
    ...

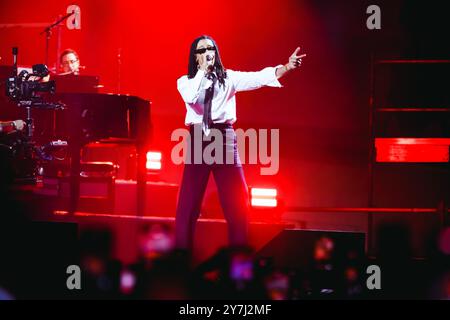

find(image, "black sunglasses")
[195,46,216,54]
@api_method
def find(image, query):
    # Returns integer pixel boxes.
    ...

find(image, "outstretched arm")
[276,47,306,79]
[228,47,306,92]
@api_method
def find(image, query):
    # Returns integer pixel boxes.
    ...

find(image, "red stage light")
[53,210,69,216]
[375,138,450,163]
[250,187,278,208]
[146,151,162,170]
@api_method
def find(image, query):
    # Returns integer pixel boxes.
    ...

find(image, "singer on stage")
[175,35,306,250]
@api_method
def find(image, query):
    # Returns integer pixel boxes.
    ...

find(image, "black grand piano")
[0,66,151,215]
[53,91,151,215]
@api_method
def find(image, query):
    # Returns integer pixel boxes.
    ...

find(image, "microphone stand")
[41,12,74,138]
[40,11,75,68]
[117,48,122,94]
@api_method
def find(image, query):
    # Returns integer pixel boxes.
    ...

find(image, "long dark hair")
[187,35,227,88]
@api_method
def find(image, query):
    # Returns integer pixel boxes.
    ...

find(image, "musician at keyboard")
[58,48,81,76]
[51,49,99,94]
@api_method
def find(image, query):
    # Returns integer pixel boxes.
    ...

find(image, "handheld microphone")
[206,54,214,72]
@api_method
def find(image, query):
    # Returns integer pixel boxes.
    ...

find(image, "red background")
[1,0,448,210]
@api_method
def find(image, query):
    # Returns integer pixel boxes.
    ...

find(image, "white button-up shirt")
[177,66,283,126]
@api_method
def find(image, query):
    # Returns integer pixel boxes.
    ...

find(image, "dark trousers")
[175,124,249,250]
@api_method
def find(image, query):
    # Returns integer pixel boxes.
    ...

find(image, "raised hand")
[286,47,307,71]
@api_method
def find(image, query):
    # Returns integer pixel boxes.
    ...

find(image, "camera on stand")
[6,64,55,100]
[2,47,67,184]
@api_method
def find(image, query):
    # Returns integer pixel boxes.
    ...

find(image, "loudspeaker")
[256,229,365,269]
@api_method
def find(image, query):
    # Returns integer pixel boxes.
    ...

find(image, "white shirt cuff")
[266,64,283,88]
